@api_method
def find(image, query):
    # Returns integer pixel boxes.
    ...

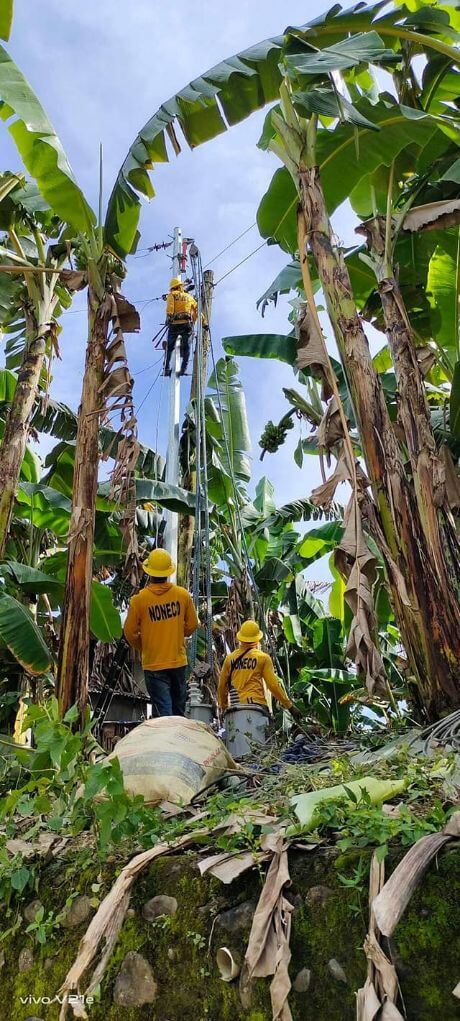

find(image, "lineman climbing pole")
[163,227,182,576]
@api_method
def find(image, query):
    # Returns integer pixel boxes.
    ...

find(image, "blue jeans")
[145,667,187,717]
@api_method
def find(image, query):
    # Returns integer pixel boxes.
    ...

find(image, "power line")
[132,357,165,377]
[134,240,173,257]
[135,364,164,415]
[213,239,268,287]
[203,223,256,268]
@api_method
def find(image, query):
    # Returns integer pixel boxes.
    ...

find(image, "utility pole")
[190,269,214,401]
[178,268,214,588]
[163,227,182,575]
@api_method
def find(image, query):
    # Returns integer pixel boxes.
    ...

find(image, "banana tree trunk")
[360,217,460,596]
[56,278,110,721]
[299,166,460,719]
[0,306,47,557]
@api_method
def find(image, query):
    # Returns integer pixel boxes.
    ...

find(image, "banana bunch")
[259,416,294,454]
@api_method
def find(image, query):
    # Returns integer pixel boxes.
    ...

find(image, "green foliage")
[258,101,444,254]
[0,593,52,674]
[134,478,196,514]
[0,699,159,908]
[90,582,122,643]
[207,357,251,485]
[223,332,297,365]
[106,0,460,254]
[0,46,94,230]
[450,360,460,439]
[319,788,450,864]
[0,0,13,42]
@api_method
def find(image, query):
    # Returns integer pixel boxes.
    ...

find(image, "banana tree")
[0,46,141,721]
[104,1,460,718]
[0,176,74,558]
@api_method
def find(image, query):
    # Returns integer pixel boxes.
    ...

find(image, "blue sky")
[3,0,375,579]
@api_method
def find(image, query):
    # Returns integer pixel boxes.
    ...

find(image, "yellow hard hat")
[237,619,263,644]
[142,548,175,577]
[169,277,183,289]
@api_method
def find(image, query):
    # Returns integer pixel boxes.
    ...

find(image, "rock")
[285,892,303,913]
[18,947,34,972]
[24,899,43,924]
[215,900,256,935]
[61,895,93,929]
[328,958,348,984]
[113,951,157,1007]
[167,948,175,961]
[305,885,334,909]
[142,895,178,922]
[126,908,136,918]
[293,967,311,993]
[24,1017,44,1021]
[44,958,53,971]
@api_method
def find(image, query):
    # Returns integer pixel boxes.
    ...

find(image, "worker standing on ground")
[218,619,303,721]
[124,549,199,717]
[164,277,197,377]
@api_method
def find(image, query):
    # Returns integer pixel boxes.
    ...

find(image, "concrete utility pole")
[163,227,182,576]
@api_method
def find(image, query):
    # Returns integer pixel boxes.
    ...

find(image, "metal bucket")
[223,705,270,759]
[188,704,214,726]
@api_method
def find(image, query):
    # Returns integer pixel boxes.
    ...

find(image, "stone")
[126,908,136,918]
[61,895,93,929]
[305,885,334,909]
[23,899,43,924]
[142,895,178,922]
[293,967,312,993]
[167,948,175,961]
[215,900,256,935]
[24,1017,44,1021]
[285,892,303,913]
[113,951,157,1007]
[328,959,348,984]
[18,947,34,972]
[44,958,53,971]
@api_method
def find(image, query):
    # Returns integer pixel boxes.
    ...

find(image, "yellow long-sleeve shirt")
[166,289,197,323]
[218,643,292,711]
[124,583,199,671]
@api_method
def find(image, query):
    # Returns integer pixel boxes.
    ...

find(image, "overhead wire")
[135,363,164,416]
[203,222,257,268]
[213,239,268,287]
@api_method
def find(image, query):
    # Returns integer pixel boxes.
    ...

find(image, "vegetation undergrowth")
[0,699,457,948]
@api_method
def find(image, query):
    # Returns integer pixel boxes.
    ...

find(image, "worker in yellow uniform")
[218,620,303,721]
[124,549,199,717]
[164,277,197,377]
